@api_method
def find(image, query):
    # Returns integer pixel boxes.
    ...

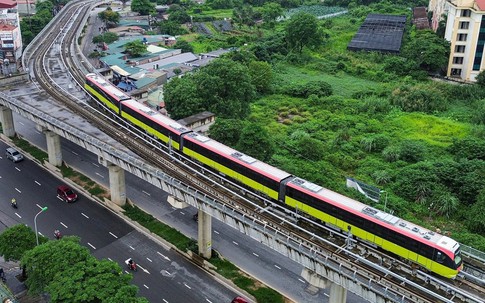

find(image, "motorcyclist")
[54,229,61,240]
[127,258,136,270]
[11,198,16,208]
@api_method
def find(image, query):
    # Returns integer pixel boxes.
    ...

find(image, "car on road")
[231,297,249,303]
[5,147,24,163]
[57,185,78,202]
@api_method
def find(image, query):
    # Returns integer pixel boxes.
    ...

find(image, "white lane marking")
[81,212,89,219]
[206,299,213,303]
[35,181,41,186]
[184,283,191,289]
[232,241,238,246]
[107,257,112,261]
[143,284,149,289]
[298,278,306,283]
[60,222,68,228]
[71,151,79,156]
[129,245,135,250]
[146,257,152,262]
[180,211,185,215]
[163,299,169,303]
[274,264,281,270]
[163,270,171,275]
[253,252,259,257]
[214,230,219,235]
[19,121,25,126]
[138,265,150,274]
[95,172,104,178]
[15,213,21,218]
[109,232,118,239]
[124,270,129,274]
[36,204,43,209]
[324,292,329,297]
[142,190,151,196]
[92,162,100,168]
[39,232,44,237]
[35,130,41,135]
[157,251,170,261]
[15,167,20,172]
[87,242,96,249]
[15,188,21,193]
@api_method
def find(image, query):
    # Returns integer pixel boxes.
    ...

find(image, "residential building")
[430,0,485,81]
[0,0,22,74]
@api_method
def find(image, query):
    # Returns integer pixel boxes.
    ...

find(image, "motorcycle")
[11,199,17,209]
[54,230,62,240]
[125,258,137,271]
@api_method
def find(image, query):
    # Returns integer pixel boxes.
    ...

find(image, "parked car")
[231,297,249,303]
[57,185,78,202]
[5,147,24,163]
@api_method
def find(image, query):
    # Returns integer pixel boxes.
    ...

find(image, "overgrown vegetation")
[159,0,485,251]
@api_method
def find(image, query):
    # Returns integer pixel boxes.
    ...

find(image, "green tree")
[248,60,273,94]
[261,2,283,28]
[208,118,244,147]
[448,138,485,160]
[467,189,485,233]
[159,20,188,36]
[476,70,485,87]
[21,237,92,295]
[124,40,148,57]
[164,76,205,119]
[46,258,137,302]
[168,6,191,24]
[402,30,450,72]
[98,8,121,27]
[0,224,39,261]
[131,0,155,15]
[237,123,275,162]
[92,32,119,44]
[194,59,256,119]
[398,140,426,163]
[173,39,193,53]
[285,12,324,53]
[232,4,255,27]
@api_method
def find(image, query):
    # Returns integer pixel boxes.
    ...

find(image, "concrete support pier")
[45,131,63,166]
[197,209,212,259]
[329,282,347,303]
[0,106,16,137]
[107,162,126,206]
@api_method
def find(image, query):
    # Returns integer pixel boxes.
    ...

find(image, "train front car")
[284,178,462,278]
[84,74,131,114]
[119,99,191,151]
[181,132,291,200]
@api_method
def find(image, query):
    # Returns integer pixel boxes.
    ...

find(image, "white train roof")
[122,99,191,134]
[289,178,460,252]
[185,132,292,181]
[86,73,131,101]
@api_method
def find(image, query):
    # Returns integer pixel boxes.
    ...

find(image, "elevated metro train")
[85,73,463,278]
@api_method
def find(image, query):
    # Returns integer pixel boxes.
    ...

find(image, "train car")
[284,177,463,278]
[181,132,292,200]
[120,99,191,151]
[85,73,132,114]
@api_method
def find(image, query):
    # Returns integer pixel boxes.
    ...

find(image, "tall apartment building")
[0,0,22,74]
[429,0,485,82]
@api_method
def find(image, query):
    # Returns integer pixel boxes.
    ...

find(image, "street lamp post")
[34,207,48,245]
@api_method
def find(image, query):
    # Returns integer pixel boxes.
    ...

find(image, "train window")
[435,251,446,263]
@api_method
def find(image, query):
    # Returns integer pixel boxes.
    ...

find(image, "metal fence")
[461,244,485,263]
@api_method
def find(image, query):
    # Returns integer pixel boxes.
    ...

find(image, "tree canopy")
[164,58,256,120]
[402,30,450,72]
[285,12,324,53]
[0,224,40,262]
[124,40,148,57]
[131,0,155,15]
[98,7,121,26]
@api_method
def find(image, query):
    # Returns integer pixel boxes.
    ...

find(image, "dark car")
[57,185,78,202]
[231,297,248,303]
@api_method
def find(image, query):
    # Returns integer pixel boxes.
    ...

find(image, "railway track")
[22,2,485,302]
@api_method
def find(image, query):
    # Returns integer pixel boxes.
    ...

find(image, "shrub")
[285,80,333,98]
[390,84,448,113]
[360,134,390,153]
[399,140,426,163]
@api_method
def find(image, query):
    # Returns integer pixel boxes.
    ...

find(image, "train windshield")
[454,249,462,267]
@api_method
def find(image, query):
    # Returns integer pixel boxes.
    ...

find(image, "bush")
[390,84,448,113]
[360,134,390,153]
[399,140,426,163]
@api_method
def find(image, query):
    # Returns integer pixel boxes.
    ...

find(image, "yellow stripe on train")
[285,196,458,278]
[84,84,120,114]
[183,147,279,200]
[121,111,181,151]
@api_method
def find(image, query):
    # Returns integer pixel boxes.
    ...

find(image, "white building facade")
[430,0,485,82]
[0,0,22,74]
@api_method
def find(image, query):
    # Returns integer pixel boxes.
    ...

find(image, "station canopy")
[347,14,407,54]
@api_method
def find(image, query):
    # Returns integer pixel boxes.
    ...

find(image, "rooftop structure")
[347,14,407,54]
